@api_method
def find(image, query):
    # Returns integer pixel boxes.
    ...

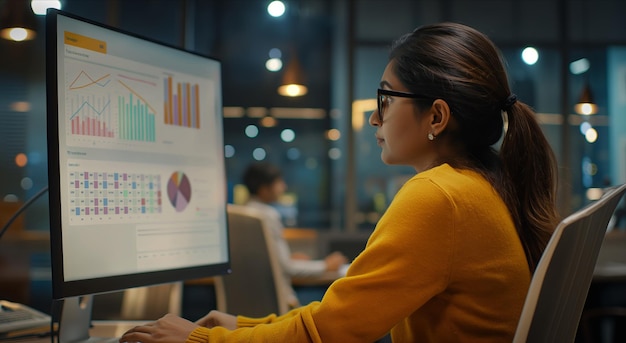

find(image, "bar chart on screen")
[66,68,115,138]
[67,93,114,138]
[64,57,161,147]
[117,80,157,142]
[164,75,201,129]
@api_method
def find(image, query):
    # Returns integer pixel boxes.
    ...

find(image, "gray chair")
[513,183,626,342]
[213,204,290,317]
[92,282,182,320]
[119,282,183,319]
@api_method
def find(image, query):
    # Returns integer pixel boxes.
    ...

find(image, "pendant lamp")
[278,51,307,97]
[0,0,38,42]
[574,82,598,115]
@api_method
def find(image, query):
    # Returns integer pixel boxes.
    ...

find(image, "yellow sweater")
[188,164,530,342]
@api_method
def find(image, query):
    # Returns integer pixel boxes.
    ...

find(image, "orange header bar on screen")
[64,31,107,54]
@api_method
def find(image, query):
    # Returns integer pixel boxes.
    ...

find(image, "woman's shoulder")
[396,164,498,207]
[407,164,491,191]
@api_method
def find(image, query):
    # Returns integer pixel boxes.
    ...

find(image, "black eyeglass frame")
[376,88,435,122]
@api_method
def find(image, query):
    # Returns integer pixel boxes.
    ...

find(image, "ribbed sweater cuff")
[187,327,210,343]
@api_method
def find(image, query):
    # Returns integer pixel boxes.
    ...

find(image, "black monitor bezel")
[45,9,231,300]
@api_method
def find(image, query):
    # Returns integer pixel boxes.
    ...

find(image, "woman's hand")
[195,310,238,330]
[119,313,198,343]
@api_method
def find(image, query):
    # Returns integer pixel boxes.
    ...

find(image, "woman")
[120,22,559,343]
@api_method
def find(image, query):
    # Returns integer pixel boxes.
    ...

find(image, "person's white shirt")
[245,197,326,307]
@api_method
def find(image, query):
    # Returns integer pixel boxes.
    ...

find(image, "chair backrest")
[213,204,290,317]
[92,282,182,320]
[119,282,183,319]
[513,183,626,343]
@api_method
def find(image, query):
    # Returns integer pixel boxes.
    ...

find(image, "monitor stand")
[58,296,118,343]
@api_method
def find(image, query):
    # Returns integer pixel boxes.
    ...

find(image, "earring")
[428,133,435,141]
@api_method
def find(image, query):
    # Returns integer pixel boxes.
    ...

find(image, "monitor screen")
[46,9,230,302]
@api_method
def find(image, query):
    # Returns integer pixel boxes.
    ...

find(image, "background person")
[241,162,348,308]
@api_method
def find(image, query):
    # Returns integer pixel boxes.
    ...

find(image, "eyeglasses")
[377,88,433,122]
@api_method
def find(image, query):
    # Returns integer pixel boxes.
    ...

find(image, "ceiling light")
[267,1,286,17]
[0,0,38,41]
[265,58,282,72]
[569,58,590,75]
[521,47,539,65]
[260,115,277,127]
[31,0,62,15]
[574,83,598,115]
[278,53,307,97]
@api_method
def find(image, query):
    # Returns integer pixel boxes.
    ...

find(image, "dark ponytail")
[500,102,559,271]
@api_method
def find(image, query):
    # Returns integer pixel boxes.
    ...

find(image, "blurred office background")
[1,0,626,334]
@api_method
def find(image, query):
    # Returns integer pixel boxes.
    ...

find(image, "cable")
[0,186,49,240]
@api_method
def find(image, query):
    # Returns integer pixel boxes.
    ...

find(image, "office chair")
[513,183,626,343]
[213,204,290,317]
[91,282,183,320]
[119,282,183,319]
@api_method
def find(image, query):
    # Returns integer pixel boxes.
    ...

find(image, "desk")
[8,321,141,343]
[90,321,143,339]
[186,271,341,288]
[282,228,320,260]
[183,271,341,318]
[292,271,341,286]
[185,271,343,288]
[0,233,50,312]
[594,231,626,282]
[291,271,343,305]
[580,231,626,342]
[184,227,342,289]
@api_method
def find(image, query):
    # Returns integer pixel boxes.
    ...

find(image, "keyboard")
[0,300,51,334]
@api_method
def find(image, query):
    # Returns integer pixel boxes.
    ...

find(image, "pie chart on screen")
[167,172,192,212]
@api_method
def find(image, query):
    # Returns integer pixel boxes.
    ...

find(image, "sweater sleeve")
[189,177,457,342]
[187,303,324,343]
[237,305,311,327]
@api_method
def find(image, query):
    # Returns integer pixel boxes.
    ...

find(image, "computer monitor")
[45,9,230,342]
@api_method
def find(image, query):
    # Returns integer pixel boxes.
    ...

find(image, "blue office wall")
[608,48,626,185]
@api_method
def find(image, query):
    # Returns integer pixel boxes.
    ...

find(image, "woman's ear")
[430,99,452,136]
